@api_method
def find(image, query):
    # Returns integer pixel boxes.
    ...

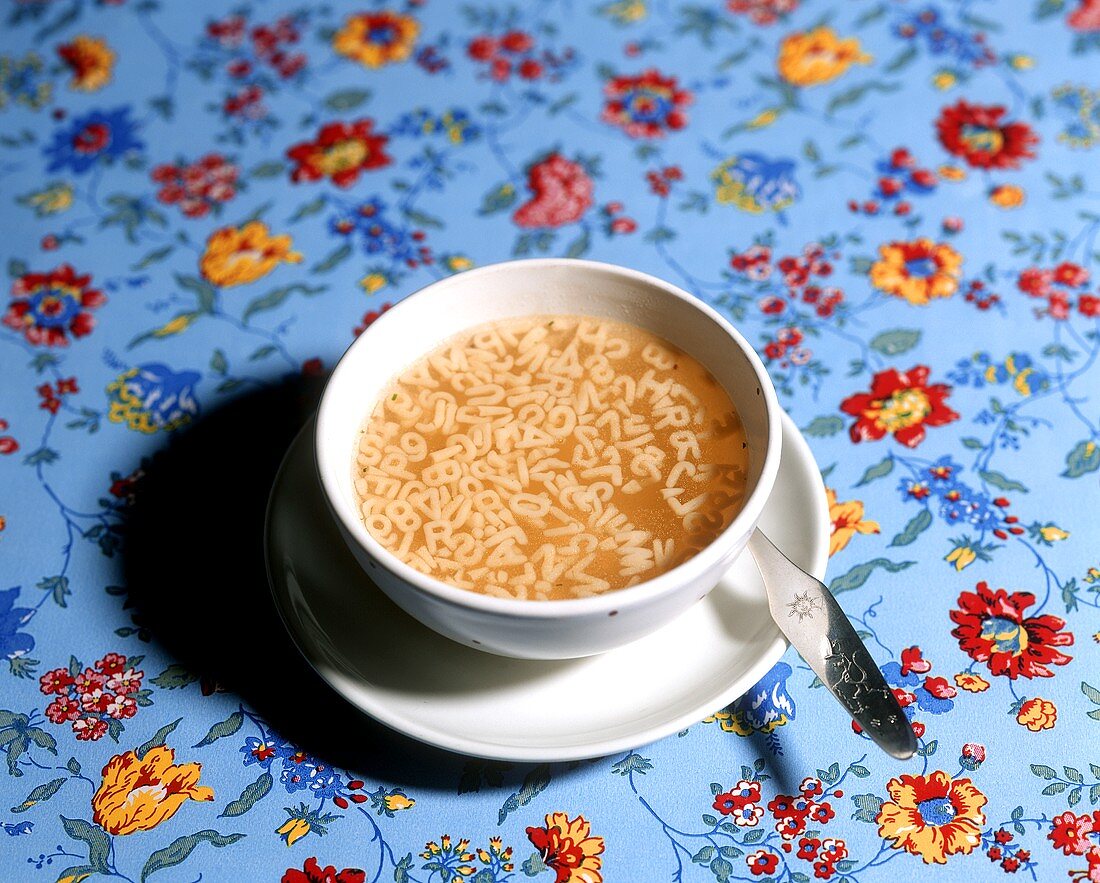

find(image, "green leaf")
[611,753,653,776]
[140,830,245,881]
[848,763,871,778]
[802,416,844,438]
[889,509,932,547]
[478,182,518,216]
[242,284,326,322]
[289,196,326,222]
[137,719,182,760]
[563,228,590,259]
[1043,781,1069,796]
[979,469,1028,493]
[248,345,277,362]
[323,88,372,111]
[829,558,915,594]
[66,757,81,775]
[10,776,66,812]
[856,456,894,486]
[498,763,551,825]
[701,813,718,826]
[210,349,228,376]
[885,44,918,72]
[36,576,70,608]
[692,846,716,865]
[1083,682,1100,705]
[150,664,199,690]
[521,851,546,876]
[1070,787,1083,807]
[310,243,352,274]
[131,245,175,271]
[395,853,415,882]
[61,816,111,873]
[710,857,733,882]
[1063,440,1100,478]
[403,208,444,230]
[249,161,286,179]
[960,437,984,449]
[193,711,244,748]
[1030,764,1057,779]
[220,772,272,818]
[742,828,764,844]
[175,274,217,313]
[869,328,921,356]
[827,81,901,114]
[916,739,938,757]
[9,258,29,278]
[1066,767,1084,784]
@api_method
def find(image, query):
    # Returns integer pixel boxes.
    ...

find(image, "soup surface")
[353,314,749,600]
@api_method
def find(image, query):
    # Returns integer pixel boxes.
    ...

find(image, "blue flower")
[881,661,920,688]
[721,662,795,735]
[240,736,280,768]
[278,750,344,798]
[45,107,144,175]
[106,363,200,434]
[894,7,993,67]
[2,821,34,836]
[711,153,799,215]
[0,587,34,663]
[912,683,954,714]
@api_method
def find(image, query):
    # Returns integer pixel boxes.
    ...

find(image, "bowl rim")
[315,257,782,619]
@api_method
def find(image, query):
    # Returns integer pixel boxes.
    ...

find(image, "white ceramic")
[267,411,828,762]
[315,259,783,659]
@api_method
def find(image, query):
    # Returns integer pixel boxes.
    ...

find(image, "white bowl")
[315,258,782,659]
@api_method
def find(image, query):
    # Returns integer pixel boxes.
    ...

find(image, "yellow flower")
[1017,697,1057,731]
[876,771,987,864]
[444,254,474,273]
[1008,54,1034,70]
[601,0,648,23]
[938,165,966,181]
[92,745,213,836]
[1039,525,1069,543]
[527,813,604,883]
[870,238,962,305]
[276,817,311,847]
[748,108,781,129]
[333,11,419,68]
[826,488,880,556]
[1085,566,1100,584]
[58,35,115,91]
[23,182,74,216]
[152,313,196,338]
[989,184,1025,208]
[777,27,870,87]
[200,221,302,288]
[954,672,990,693]
[360,272,388,294]
[384,792,415,812]
[945,544,977,571]
[57,874,92,883]
[932,70,957,91]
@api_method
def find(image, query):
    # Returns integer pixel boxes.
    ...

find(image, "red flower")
[4,265,105,347]
[500,30,534,53]
[746,850,780,876]
[72,716,108,741]
[39,667,74,695]
[1050,811,1096,856]
[1068,0,1100,31]
[714,780,763,815]
[1001,857,1020,872]
[512,153,594,229]
[994,829,1013,844]
[282,858,366,883]
[899,646,932,677]
[286,120,391,188]
[45,696,81,723]
[839,365,959,448]
[1079,295,1100,317]
[526,813,604,883]
[935,101,1038,169]
[922,676,956,699]
[354,303,392,337]
[601,69,692,138]
[151,154,239,218]
[1054,261,1090,287]
[962,743,985,763]
[467,36,497,60]
[950,581,1073,679]
[96,652,127,675]
[797,837,821,860]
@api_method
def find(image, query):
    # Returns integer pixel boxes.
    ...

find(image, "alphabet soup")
[353,315,749,600]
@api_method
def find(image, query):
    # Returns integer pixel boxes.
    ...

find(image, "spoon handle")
[748,529,917,760]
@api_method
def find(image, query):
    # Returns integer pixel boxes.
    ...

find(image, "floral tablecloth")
[3,0,1100,880]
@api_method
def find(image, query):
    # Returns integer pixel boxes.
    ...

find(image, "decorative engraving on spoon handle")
[748,530,917,760]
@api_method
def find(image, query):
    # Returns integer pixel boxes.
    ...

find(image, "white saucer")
[266,410,828,762]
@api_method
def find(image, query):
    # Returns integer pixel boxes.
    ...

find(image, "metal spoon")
[748,530,917,760]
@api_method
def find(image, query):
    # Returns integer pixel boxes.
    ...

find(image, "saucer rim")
[265,409,828,761]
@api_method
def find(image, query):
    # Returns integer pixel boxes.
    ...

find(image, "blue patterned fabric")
[2,1,1100,880]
